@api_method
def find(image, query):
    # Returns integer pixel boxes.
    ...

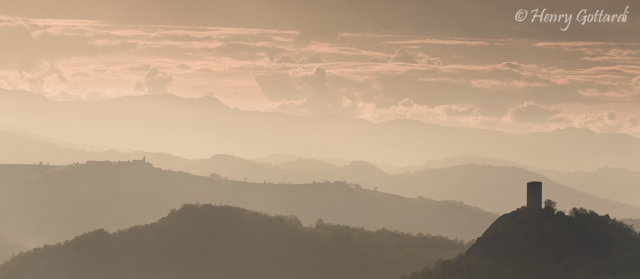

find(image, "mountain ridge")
[2,90,640,170]
[0,162,497,246]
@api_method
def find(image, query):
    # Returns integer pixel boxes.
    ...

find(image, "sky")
[2,0,640,136]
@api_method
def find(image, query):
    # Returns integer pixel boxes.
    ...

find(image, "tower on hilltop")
[527,181,542,209]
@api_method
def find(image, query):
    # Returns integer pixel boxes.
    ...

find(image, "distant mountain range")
[0,204,469,279]
[0,163,496,246]
[3,89,640,171]
[172,156,640,219]
[1,127,639,220]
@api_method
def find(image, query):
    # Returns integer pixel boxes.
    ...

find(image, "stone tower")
[527,181,542,209]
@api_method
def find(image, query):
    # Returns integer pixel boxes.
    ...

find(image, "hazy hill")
[393,155,530,174]
[512,127,640,172]
[0,204,470,279]
[361,156,640,217]
[0,128,190,168]
[142,157,640,222]
[367,165,640,219]
[2,131,635,220]
[176,158,640,219]
[403,205,640,279]
[2,121,638,219]
[154,155,388,184]
[170,154,298,180]
[0,237,26,264]
[538,168,640,208]
[2,90,640,171]
[274,158,337,173]
[0,163,496,246]
[0,130,90,165]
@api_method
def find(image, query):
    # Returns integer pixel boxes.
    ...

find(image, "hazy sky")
[2,0,640,136]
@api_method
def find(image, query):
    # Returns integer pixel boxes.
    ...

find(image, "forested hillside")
[0,204,469,279]
[403,203,640,279]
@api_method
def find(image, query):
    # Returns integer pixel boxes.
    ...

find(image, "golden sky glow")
[1,0,640,136]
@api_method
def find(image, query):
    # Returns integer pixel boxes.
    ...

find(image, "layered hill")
[369,165,640,218]
[392,155,530,174]
[3,90,640,171]
[171,157,640,219]
[1,130,637,220]
[403,205,640,279]
[0,204,469,279]
[539,167,640,208]
[97,156,640,220]
[0,163,496,246]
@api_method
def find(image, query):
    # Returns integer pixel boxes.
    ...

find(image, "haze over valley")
[1,0,640,277]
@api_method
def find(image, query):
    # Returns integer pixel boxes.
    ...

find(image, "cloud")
[292,67,342,113]
[385,39,494,46]
[275,55,296,64]
[6,0,639,42]
[210,42,286,60]
[368,48,441,66]
[254,67,330,102]
[256,67,359,115]
[510,102,565,124]
[134,68,173,95]
[294,26,341,44]
[574,110,640,135]
[470,79,546,89]
[2,12,640,138]
[84,91,108,101]
[254,72,299,101]
[0,21,135,70]
[0,62,68,96]
[49,91,81,101]
[390,48,420,64]
[477,98,509,118]
[368,56,391,63]
[298,54,326,64]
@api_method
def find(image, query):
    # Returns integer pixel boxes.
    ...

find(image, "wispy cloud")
[385,39,496,46]
[1,14,640,136]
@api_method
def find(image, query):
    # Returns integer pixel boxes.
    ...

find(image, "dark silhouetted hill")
[0,204,469,279]
[0,237,26,264]
[0,163,496,246]
[403,205,640,279]
[622,218,640,232]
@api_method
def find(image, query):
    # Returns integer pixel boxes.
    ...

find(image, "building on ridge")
[527,181,542,209]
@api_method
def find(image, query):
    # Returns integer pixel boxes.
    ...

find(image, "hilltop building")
[86,157,152,167]
[527,181,542,209]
